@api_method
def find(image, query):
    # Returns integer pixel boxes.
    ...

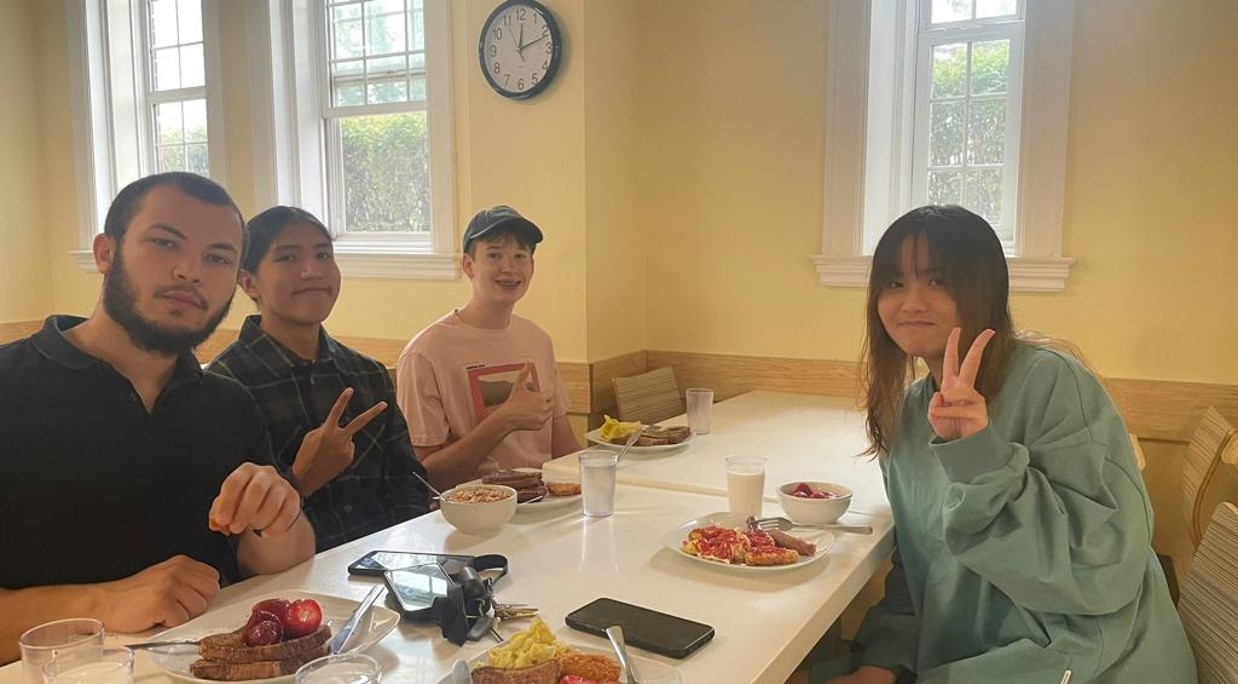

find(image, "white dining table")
[0,391,893,684]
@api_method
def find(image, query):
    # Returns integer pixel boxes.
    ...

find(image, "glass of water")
[18,618,104,684]
[43,646,133,684]
[294,653,382,683]
[579,450,619,518]
[685,388,715,434]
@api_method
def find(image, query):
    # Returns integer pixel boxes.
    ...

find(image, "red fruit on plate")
[243,619,283,647]
[245,609,282,631]
[284,598,323,638]
[251,598,290,625]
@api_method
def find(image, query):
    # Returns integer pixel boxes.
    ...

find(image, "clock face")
[479,1,561,100]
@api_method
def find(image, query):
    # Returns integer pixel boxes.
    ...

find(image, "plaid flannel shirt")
[209,315,430,552]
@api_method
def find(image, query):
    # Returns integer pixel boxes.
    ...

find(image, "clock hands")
[516,24,526,61]
[518,33,549,52]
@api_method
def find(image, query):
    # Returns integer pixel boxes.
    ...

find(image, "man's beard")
[102,249,233,356]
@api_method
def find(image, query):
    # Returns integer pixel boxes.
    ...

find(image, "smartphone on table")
[347,550,474,577]
[565,597,714,659]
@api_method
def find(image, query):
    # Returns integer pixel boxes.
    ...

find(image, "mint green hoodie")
[854,344,1196,683]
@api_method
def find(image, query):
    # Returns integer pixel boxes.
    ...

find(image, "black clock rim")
[478,0,562,101]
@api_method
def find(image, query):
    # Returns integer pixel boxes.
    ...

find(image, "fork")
[748,516,873,535]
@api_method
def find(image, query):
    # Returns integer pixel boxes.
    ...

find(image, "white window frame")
[813,0,1076,293]
[67,0,227,271]
[246,0,457,280]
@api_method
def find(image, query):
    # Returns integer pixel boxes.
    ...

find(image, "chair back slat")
[1179,502,1238,684]
[1182,408,1236,545]
[612,367,684,425]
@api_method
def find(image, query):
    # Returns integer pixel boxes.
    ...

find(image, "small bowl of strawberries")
[778,481,852,525]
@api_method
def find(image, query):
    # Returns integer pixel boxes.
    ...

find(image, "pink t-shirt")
[396,311,570,478]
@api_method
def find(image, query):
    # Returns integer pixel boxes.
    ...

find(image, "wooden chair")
[611,366,684,425]
[1177,502,1238,684]
[1160,408,1236,603]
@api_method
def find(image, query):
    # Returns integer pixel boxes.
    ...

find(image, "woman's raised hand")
[928,327,996,441]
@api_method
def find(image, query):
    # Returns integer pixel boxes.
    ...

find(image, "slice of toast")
[197,624,331,664]
[189,643,328,681]
[469,660,562,684]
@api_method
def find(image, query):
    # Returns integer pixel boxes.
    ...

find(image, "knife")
[328,585,385,655]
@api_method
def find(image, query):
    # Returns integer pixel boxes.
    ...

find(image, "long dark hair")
[861,205,1017,457]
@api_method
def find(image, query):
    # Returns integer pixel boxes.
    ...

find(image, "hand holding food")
[208,462,302,537]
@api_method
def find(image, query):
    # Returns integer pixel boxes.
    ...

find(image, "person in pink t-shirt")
[396,206,581,488]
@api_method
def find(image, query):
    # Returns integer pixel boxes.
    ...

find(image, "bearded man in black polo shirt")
[0,173,314,664]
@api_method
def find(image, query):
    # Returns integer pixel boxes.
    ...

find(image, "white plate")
[463,468,582,512]
[660,512,835,573]
[441,644,681,684]
[142,590,400,683]
[585,428,695,454]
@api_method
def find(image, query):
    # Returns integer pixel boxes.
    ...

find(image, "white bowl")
[778,481,853,524]
[439,485,517,535]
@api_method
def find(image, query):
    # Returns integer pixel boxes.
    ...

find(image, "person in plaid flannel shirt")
[209,206,430,552]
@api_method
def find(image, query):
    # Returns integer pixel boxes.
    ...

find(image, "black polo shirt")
[0,316,279,589]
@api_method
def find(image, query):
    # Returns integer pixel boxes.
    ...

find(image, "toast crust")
[197,624,332,664]
[189,643,328,680]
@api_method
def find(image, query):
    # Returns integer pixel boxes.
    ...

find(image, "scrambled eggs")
[487,618,573,669]
[598,415,643,442]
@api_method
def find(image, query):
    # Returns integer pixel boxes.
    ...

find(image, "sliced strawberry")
[243,619,283,647]
[284,598,323,638]
[792,482,814,498]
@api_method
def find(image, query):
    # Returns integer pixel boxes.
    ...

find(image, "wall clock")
[479,0,562,100]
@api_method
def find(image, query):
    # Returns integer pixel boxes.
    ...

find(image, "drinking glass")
[685,388,715,434]
[18,618,104,684]
[42,646,133,684]
[579,450,619,518]
[725,455,767,518]
[294,653,382,683]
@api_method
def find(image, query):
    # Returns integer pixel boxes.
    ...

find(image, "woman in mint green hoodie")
[821,206,1195,684]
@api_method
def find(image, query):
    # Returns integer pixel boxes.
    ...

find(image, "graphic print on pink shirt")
[466,361,540,422]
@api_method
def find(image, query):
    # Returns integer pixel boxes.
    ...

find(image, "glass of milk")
[295,653,382,683]
[579,450,620,518]
[726,455,767,518]
[19,618,104,684]
[42,646,133,684]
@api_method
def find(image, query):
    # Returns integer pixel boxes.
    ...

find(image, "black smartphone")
[347,550,474,577]
[565,598,714,659]
[383,565,454,618]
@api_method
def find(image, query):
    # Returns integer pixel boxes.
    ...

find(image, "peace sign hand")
[291,388,388,496]
[927,327,996,442]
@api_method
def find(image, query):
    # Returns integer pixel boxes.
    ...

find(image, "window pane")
[931,43,967,99]
[970,40,1009,95]
[183,99,208,142]
[156,102,184,144]
[929,101,965,167]
[928,170,963,205]
[180,44,205,88]
[964,168,1003,225]
[338,112,431,233]
[409,1,425,51]
[153,47,181,90]
[930,0,972,24]
[336,84,366,107]
[177,0,202,43]
[149,0,179,48]
[976,0,1017,19]
[333,18,363,59]
[409,75,427,101]
[157,145,186,172]
[366,6,406,55]
[368,79,408,105]
[186,143,209,175]
[967,97,1006,165]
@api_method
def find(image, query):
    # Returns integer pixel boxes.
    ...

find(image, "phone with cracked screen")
[347,550,473,577]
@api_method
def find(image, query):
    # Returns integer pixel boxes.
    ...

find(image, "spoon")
[410,469,445,500]
[605,625,644,684]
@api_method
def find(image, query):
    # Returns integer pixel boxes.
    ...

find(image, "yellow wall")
[0,0,51,322]
[637,0,1238,385]
[22,0,1238,382]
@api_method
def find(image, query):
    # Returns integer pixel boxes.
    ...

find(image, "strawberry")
[284,598,323,638]
[251,598,290,625]
[242,619,283,647]
[792,482,814,498]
